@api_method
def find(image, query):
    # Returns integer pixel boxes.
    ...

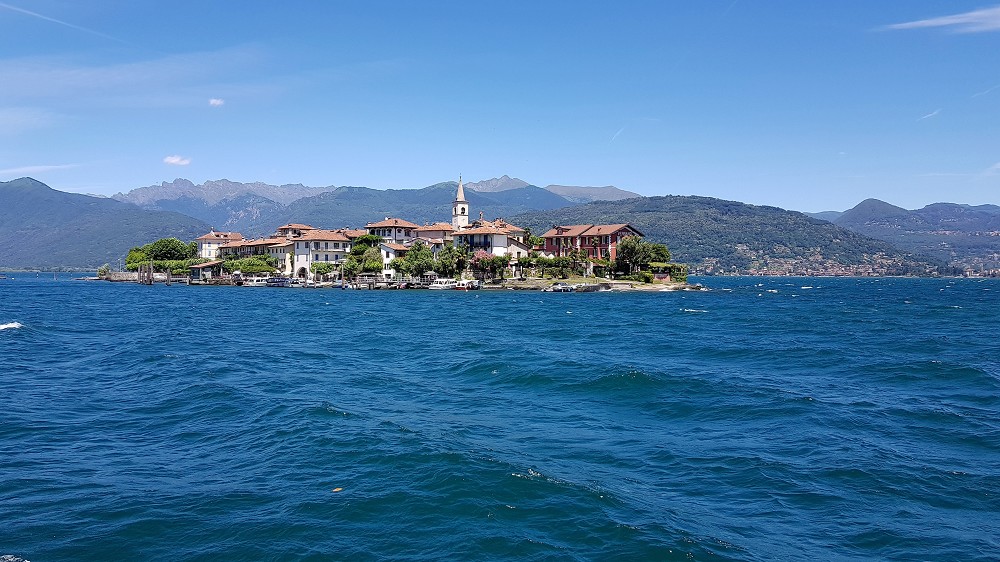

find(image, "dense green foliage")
[225,255,278,274]
[511,195,938,272]
[309,261,337,278]
[832,199,1000,269]
[392,240,435,277]
[433,245,469,278]
[124,237,203,274]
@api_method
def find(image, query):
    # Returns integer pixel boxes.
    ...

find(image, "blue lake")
[1,275,998,560]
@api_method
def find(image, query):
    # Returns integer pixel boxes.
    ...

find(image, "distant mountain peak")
[464,175,530,193]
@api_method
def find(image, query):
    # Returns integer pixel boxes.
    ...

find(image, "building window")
[324,242,329,249]
[314,254,319,261]
[324,254,329,261]
[334,242,340,249]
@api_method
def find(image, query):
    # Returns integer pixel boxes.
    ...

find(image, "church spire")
[452,174,469,230]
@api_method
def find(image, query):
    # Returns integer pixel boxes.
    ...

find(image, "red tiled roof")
[540,223,641,238]
[382,242,409,252]
[190,260,224,268]
[541,224,593,238]
[365,217,420,229]
[415,222,454,232]
[342,229,368,239]
[454,226,507,236]
[196,231,243,241]
[298,229,351,242]
[276,223,316,230]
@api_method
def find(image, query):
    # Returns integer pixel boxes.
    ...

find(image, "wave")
[0,322,23,331]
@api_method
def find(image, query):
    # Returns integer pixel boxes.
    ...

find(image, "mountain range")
[113,177,640,236]
[0,178,209,270]
[2,174,997,273]
[807,199,1000,270]
[511,197,936,275]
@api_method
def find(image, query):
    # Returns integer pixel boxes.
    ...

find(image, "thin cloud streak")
[0,163,79,175]
[972,84,1000,98]
[610,127,625,144]
[886,5,1000,33]
[0,2,128,43]
[209,98,225,106]
[918,109,941,120]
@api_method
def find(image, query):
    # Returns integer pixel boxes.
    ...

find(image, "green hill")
[833,199,1000,270]
[511,195,939,275]
[0,178,210,270]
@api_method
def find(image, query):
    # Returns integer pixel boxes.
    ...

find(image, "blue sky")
[1,1,999,212]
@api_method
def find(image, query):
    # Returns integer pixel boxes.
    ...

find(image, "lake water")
[1,274,998,560]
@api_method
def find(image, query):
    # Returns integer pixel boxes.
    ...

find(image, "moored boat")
[428,278,458,290]
[454,279,481,290]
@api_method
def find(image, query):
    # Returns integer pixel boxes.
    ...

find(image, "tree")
[401,240,435,277]
[342,258,361,280]
[97,263,111,277]
[361,246,383,273]
[310,261,337,279]
[649,242,671,263]
[435,244,468,277]
[147,237,194,261]
[615,236,653,274]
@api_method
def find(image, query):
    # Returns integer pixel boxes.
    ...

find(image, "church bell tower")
[452,175,469,230]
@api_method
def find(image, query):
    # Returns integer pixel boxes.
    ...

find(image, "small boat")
[545,282,576,292]
[454,279,481,291]
[265,277,291,288]
[428,278,458,290]
[244,276,268,287]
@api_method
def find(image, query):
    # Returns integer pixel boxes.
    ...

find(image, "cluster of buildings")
[192,178,644,281]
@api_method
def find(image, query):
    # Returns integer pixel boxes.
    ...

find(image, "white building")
[196,230,243,259]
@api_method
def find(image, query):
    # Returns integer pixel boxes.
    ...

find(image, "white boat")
[428,278,458,290]
[244,276,268,287]
[454,279,481,290]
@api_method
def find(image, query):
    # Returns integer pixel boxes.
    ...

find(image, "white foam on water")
[0,322,23,331]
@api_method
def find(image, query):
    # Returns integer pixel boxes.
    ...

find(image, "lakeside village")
[107,179,691,291]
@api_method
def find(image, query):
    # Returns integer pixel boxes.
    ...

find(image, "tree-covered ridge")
[511,195,939,274]
[0,178,210,270]
[832,199,1000,270]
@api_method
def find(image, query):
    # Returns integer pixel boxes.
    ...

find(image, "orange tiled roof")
[415,222,454,232]
[196,231,243,241]
[541,223,642,238]
[541,224,592,237]
[382,242,409,252]
[454,225,508,236]
[298,229,351,242]
[276,223,316,230]
[365,217,420,229]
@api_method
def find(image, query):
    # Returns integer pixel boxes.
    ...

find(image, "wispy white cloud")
[0,1,127,43]
[163,155,191,166]
[610,127,625,143]
[983,161,1000,175]
[0,106,59,134]
[0,46,267,107]
[887,5,1000,33]
[209,98,225,106]
[0,163,79,175]
[918,108,941,120]
[972,84,1000,97]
